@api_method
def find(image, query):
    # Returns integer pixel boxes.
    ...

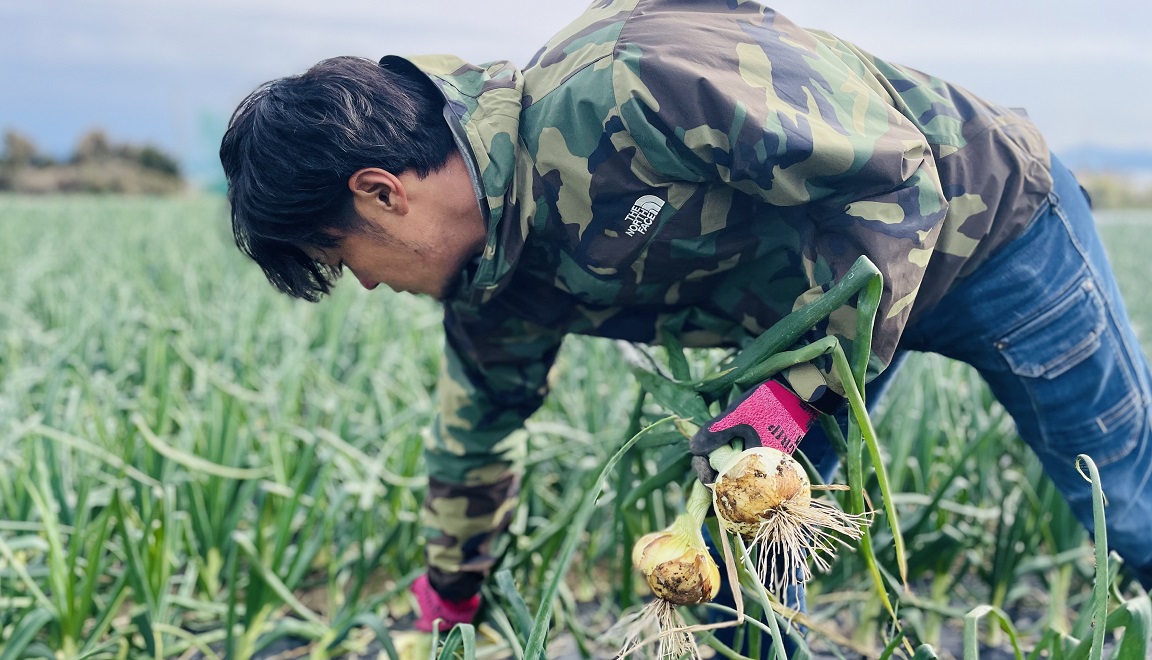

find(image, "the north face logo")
[624,195,665,237]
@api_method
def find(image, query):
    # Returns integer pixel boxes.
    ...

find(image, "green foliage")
[0,196,1150,658]
[1078,173,1152,209]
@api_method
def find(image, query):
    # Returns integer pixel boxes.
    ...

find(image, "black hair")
[220,56,456,300]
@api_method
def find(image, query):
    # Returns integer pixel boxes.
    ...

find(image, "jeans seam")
[1105,414,1152,522]
[1077,387,1140,467]
[982,193,1056,275]
[1051,201,1146,402]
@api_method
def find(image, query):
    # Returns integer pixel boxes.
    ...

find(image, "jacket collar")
[380,55,526,306]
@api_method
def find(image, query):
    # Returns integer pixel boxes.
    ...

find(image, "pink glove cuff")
[708,380,817,454]
[411,574,481,632]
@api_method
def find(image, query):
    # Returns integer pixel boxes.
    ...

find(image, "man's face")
[314,152,486,301]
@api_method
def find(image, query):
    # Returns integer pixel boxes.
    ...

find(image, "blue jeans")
[707,154,1152,654]
[902,154,1152,586]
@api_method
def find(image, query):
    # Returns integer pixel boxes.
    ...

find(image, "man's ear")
[348,168,410,216]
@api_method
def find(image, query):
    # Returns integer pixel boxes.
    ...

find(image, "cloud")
[2,0,1150,157]
[0,0,586,75]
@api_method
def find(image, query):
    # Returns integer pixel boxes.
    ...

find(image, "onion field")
[1,195,1149,659]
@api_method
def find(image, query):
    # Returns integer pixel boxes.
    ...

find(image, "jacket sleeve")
[611,6,948,405]
[434,302,564,465]
[423,300,564,598]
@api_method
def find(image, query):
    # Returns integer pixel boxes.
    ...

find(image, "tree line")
[1,129,184,195]
[3,126,1147,207]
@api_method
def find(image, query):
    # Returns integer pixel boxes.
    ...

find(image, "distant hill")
[1062,146,1152,209]
[1,128,184,195]
[1060,146,1152,175]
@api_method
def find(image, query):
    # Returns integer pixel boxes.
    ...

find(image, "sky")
[2,0,1150,183]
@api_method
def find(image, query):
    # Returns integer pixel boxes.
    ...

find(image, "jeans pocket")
[996,276,1144,466]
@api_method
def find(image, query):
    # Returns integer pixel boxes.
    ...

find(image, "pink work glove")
[689,380,817,484]
[410,574,481,632]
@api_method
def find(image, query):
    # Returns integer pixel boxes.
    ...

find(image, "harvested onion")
[713,445,811,533]
[710,444,866,594]
[632,528,720,606]
[617,481,718,659]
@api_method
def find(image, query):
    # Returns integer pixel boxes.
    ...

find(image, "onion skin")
[707,446,867,595]
[713,446,811,537]
[646,551,721,605]
[632,531,666,570]
[632,530,721,606]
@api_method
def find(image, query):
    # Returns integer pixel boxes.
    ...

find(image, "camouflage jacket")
[401,0,1053,486]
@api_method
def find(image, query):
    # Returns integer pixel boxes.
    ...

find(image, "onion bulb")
[709,444,867,594]
[632,528,721,606]
[713,446,811,535]
[616,481,718,659]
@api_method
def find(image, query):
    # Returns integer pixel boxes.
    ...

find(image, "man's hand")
[689,380,817,484]
[410,573,481,632]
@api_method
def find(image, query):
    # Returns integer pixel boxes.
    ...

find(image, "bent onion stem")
[707,443,742,476]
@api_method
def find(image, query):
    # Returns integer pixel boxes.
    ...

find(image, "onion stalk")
[710,444,867,594]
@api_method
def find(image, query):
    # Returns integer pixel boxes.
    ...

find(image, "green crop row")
[0,195,1148,658]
